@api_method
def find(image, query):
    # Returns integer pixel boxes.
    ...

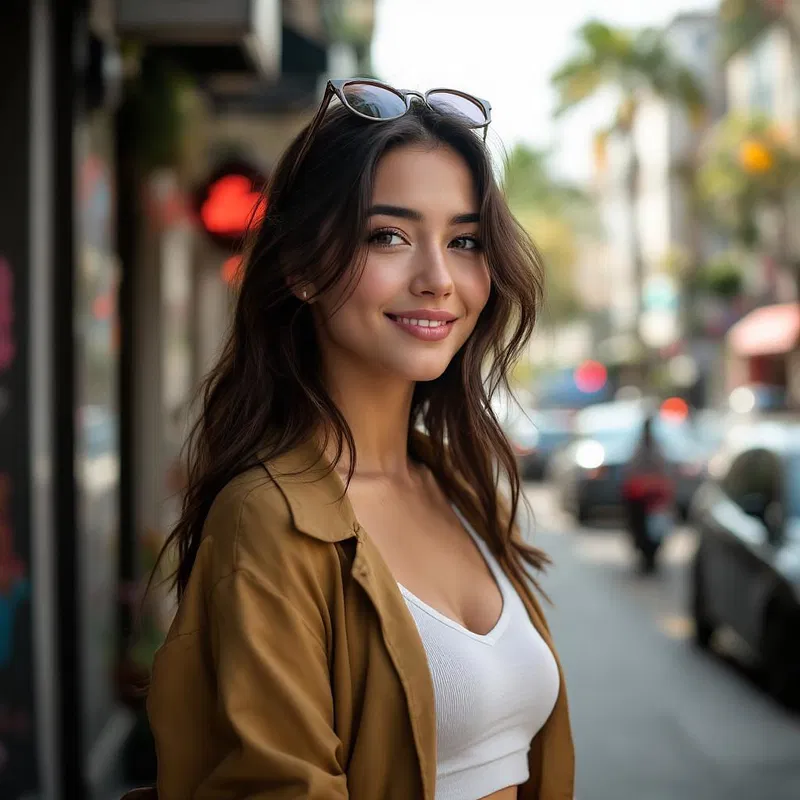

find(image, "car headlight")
[575,440,605,470]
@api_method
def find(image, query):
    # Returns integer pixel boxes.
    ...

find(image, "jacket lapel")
[350,533,437,800]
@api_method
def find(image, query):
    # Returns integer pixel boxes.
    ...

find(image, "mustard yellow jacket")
[147,438,575,799]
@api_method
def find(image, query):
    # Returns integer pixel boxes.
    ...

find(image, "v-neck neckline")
[397,504,510,643]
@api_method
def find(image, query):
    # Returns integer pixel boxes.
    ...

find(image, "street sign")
[643,274,678,311]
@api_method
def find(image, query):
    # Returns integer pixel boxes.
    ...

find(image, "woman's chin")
[386,358,452,384]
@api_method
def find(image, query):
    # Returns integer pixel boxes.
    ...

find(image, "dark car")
[551,400,708,523]
[689,424,800,707]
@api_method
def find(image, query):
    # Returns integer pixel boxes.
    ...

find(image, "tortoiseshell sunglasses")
[288,78,492,182]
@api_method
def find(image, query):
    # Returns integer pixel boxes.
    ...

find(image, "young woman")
[145,79,574,800]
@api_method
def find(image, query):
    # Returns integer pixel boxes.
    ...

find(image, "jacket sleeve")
[198,567,348,799]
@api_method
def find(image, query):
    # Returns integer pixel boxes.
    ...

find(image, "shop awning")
[728,303,800,357]
[116,0,282,77]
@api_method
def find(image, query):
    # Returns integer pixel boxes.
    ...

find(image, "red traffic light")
[196,159,268,252]
[200,175,266,237]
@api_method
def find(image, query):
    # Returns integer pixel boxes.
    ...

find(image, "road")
[523,483,800,800]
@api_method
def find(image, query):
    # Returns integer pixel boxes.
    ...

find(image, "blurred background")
[1,0,800,797]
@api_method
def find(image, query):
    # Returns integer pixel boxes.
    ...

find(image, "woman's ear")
[287,279,316,303]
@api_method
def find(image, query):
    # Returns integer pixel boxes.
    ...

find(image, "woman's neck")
[323,365,416,481]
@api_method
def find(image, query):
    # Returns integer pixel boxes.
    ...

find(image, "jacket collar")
[260,438,360,543]
[261,432,443,544]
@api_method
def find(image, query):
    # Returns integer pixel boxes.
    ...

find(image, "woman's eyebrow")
[368,204,423,221]
[368,205,480,225]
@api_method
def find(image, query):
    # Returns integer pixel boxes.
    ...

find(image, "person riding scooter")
[622,414,675,573]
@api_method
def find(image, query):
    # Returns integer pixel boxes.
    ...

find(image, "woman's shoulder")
[201,465,296,581]
[201,444,356,589]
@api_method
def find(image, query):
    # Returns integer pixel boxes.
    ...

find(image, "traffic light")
[195,158,268,252]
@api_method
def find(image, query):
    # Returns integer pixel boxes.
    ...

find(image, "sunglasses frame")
[288,79,492,184]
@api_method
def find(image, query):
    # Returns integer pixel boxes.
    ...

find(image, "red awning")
[728,303,800,357]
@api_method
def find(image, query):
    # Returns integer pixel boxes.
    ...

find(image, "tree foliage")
[551,21,706,129]
[502,145,595,323]
[720,0,793,59]
[698,114,800,244]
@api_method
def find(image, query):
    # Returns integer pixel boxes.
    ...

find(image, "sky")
[371,0,718,183]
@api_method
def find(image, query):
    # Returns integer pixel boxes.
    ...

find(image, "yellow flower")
[739,139,773,173]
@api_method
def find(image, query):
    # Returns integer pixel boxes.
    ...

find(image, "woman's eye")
[451,235,481,251]
[368,230,406,247]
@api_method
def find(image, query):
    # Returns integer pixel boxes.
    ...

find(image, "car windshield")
[532,409,573,433]
[689,412,726,454]
[576,408,701,462]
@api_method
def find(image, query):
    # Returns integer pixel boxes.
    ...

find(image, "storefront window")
[160,222,194,533]
[74,114,123,795]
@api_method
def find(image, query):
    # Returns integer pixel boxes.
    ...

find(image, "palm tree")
[551,21,706,335]
[503,144,590,217]
[721,0,798,59]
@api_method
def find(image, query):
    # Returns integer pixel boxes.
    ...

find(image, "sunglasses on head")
[288,79,492,183]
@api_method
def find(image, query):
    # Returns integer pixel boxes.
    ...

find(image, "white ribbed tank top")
[399,506,560,800]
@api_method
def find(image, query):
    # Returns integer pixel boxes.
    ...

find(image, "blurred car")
[550,400,708,523]
[689,409,727,453]
[506,408,574,481]
[689,423,800,707]
[533,364,613,410]
[728,383,787,415]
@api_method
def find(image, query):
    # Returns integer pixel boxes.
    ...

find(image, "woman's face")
[314,144,492,385]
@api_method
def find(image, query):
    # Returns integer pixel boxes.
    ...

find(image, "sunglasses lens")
[427,91,487,126]
[342,82,407,119]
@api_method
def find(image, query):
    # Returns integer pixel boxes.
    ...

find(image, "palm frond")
[551,56,605,116]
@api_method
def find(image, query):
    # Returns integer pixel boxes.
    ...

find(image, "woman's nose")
[410,245,454,297]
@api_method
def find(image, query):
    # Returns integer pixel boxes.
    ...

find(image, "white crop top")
[399,507,560,800]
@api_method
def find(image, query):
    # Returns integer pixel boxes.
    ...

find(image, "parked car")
[551,400,708,523]
[689,423,800,708]
[492,390,574,480]
[503,404,541,475]
[507,408,574,481]
[728,383,787,415]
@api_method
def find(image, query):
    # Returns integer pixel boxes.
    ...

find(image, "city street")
[524,484,800,800]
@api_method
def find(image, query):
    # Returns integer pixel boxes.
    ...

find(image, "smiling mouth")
[384,314,454,329]
[384,313,458,341]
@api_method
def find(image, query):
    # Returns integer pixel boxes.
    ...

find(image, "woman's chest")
[345,481,504,636]
[403,585,560,759]
[330,520,559,800]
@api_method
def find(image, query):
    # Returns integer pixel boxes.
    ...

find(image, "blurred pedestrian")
[142,80,574,800]
[622,413,674,573]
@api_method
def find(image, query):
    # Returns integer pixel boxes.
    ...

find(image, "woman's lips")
[385,313,457,341]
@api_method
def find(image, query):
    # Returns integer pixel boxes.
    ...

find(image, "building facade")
[0,1,373,797]
[720,2,800,406]
[594,13,724,341]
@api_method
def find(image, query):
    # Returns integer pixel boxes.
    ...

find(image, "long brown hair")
[162,101,548,601]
